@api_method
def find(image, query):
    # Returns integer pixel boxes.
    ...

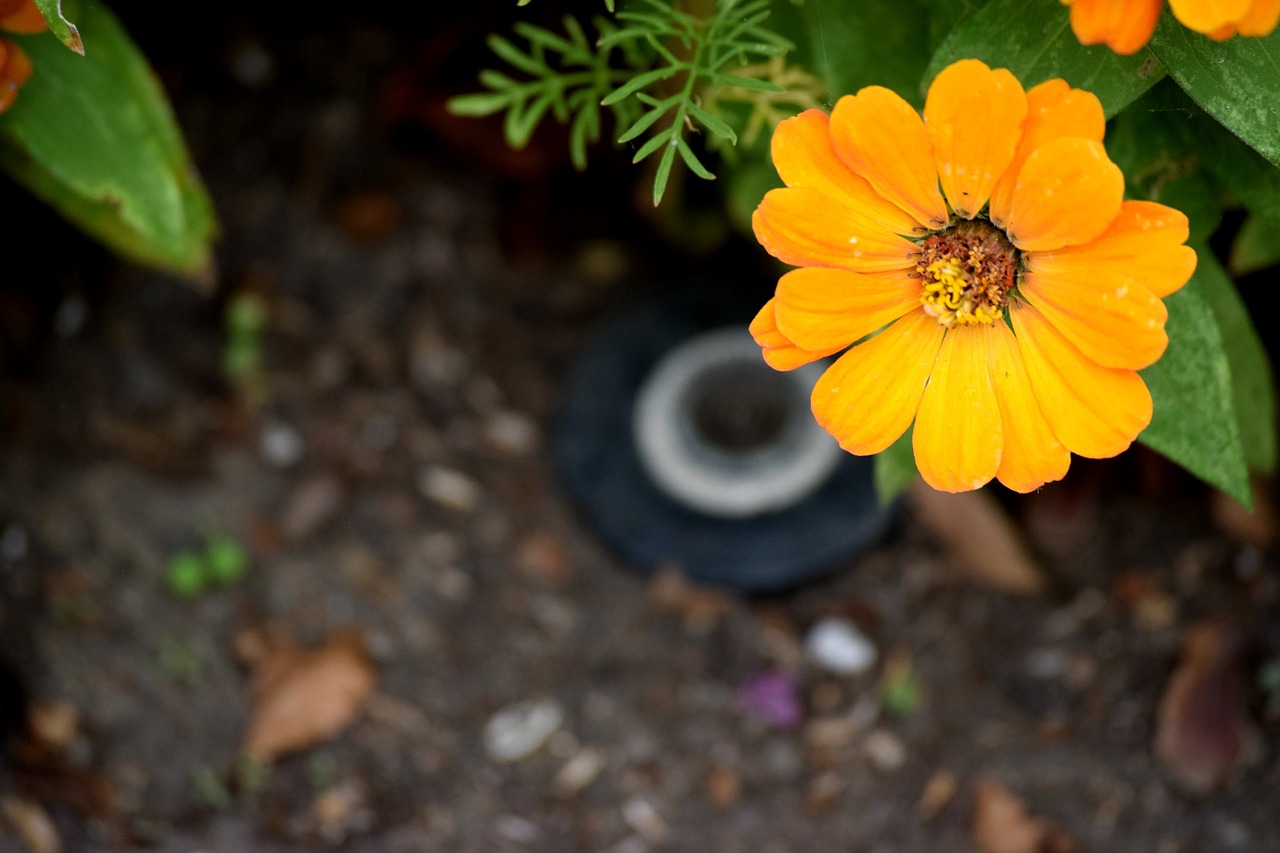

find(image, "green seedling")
[879,655,922,719]
[166,534,251,598]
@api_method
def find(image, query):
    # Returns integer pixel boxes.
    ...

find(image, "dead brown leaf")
[1154,619,1260,796]
[972,779,1079,853]
[909,485,1047,595]
[1211,479,1276,549]
[241,628,377,762]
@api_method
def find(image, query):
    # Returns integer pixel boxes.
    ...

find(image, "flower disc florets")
[915,219,1019,327]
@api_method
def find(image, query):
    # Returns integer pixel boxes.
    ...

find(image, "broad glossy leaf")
[802,0,937,106]
[1150,12,1280,167]
[1229,214,1280,276]
[32,0,81,54]
[1139,275,1251,506]
[925,0,1165,117]
[1195,250,1276,474]
[1106,106,1221,242]
[1,5,216,278]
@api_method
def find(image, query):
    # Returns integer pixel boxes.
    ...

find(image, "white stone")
[805,618,877,675]
[483,698,564,763]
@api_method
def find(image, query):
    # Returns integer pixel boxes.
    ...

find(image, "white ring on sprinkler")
[632,326,842,519]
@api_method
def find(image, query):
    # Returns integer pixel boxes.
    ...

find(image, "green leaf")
[1105,104,1221,242]
[652,134,679,206]
[687,101,736,143]
[601,65,680,106]
[874,428,917,505]
[631,126,672,163]
[617,95,678,143]
[676,137,715,180]
[487,33,547,76]
[719,74,783,93]
[1195,250,1277,474]
[1138,274,1251,506]
[1,5,215,279]
[32,0,82,54]
[802,0,936,106]
[925,0,1165,117]
[446,90,513,117]
[1149,12,1280,167]
[1230,214,1280,276]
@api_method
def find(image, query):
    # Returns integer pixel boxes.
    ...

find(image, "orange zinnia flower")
[750,59,1196,494]
[1063,0,1280,54]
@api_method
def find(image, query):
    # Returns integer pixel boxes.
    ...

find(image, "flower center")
[914,219,1019,327]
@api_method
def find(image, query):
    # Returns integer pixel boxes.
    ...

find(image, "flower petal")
[750,298,843,371]
[1012,302,1152,459]
[986,320,1071,492]
[1066,0,1163,53]
[1021,265,1168,369]
[923,59,1027,220]
[811,310,944,455]
[1169,0,1252,33]
[1031,200,1197,298]
[1005,137,1124,252]
[774,267,919,351]
[752,187,919,272]
[912,325,1003,492]
[772,109,923,236]
[829,87,949,230]
[989,79,1105,227]
[1239,0,1280,34]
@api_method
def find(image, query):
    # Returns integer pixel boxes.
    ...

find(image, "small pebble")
[418,466,481,512]
[622,797,667,843]
[863,728,907,772]
[805,618,877,675]
[494,814,542,845]
[483,699,564,763]
[280,475,344,542]
[554,748,606,796]
[260,421,306,468]
[485,410,538,455]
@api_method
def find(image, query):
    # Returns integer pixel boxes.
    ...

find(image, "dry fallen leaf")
[909,485,1047,595]
[972,779,1079,853]
[1154,619,1260,796]
[241,627,377,762]
[1211,479,1277,549]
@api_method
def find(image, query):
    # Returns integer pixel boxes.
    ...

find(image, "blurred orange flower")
[751,59,1196,494]
[1063,0,1280,55]
[0,0,46,114]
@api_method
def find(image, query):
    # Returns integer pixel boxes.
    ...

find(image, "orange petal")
[0,2,47,34]
[772,110,923,236]
[752,187,919,273]
[829,87,949,230]
[1005,137,1124,252]
[1021,265,1168,370]
[1012,303,1153,459]
[923,59,1027,220]
[912,325,1003,492]
[774,268,920,351]
[811,311,944,455]
[750,299,843,371]
[1066,0,1163,53]
[989,79,1105,227]
[1239,0,1280,33]
[1169,0,1252,33]
[1031,200,1197,298]
[986,321,1071,492]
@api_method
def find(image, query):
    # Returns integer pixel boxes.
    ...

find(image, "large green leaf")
[1149,12,1280,168]
[801,0,937,106]
[0,5,215,279]
[1229,214,1280,276]
[925,0,1165,117]
[1105,106,1221,242]
[1139,274,1251,506]
[32,0,82,54]
[1194,250,1277,474]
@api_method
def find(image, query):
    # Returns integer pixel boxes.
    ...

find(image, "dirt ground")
[2,5,1279,851]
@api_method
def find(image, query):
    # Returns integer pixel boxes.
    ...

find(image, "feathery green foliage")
[449,0,809,205]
